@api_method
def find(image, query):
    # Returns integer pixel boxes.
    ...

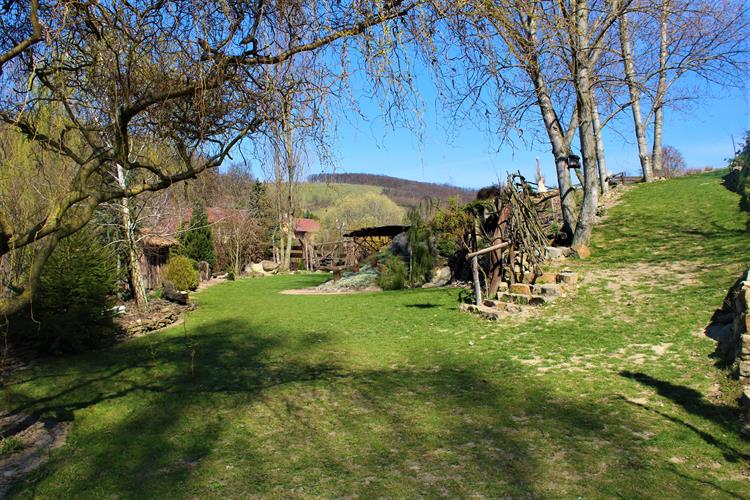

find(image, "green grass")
[268,182,384,212]
[3,171,750,497]
[0,436,23,456]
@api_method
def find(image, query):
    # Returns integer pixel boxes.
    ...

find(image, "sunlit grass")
[3,170,749,497]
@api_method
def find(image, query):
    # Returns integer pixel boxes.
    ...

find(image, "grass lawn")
[3,171,750,498]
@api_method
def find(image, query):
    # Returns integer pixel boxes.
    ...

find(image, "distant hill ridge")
[307,172,476,207]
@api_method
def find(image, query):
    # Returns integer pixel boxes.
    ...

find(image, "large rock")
[545,246,567,260]
[261,260,279,272]
[423,266,452,288]
[389,232,410,259]
[509,283,531,295]
[556,271,578,286]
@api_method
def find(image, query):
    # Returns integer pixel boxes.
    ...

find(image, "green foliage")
[728,132,750,213]
[376,251,406,290]
[0,436,23,456]
[18,226,119,353]
[5,174,750,497]
[406,208,434,286]
[227,271,236,281]
[319,192,405,242]
[180,204,215,268]
[164,255,199,291]
[430,196,472,258]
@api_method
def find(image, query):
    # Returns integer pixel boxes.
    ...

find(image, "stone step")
[498,293,554,306]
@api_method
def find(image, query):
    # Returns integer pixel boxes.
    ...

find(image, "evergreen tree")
[180,204,216,268]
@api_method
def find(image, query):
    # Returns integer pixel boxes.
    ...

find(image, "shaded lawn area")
[3,171,750,497]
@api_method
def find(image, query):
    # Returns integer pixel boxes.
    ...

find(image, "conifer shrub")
[164,255,199,291]
[377,251,407,290]
[180,204,216,268]
[14,227,119,353]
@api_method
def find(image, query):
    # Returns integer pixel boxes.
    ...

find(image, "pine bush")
[180,204,216,267]
[20,227,119,353]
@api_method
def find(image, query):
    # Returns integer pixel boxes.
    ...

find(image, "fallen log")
[466,241,510,259]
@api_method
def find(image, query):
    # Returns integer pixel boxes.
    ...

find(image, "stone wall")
[711,269,750,410]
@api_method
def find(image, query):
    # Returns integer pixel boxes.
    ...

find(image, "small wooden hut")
[292,218,321,271]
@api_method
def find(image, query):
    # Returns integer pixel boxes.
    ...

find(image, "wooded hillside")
[307,173,476,207]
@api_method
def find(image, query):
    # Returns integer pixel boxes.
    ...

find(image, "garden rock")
[545,246,567,260]
[162,281,189,305]
[115,298,194,338]
[423,266,452,288]
[261,260,279,272]
[509,283,531,295]
[198,261,211,281]
[460,303,501,320]
[557,271,579,286]
[389,232,410,260]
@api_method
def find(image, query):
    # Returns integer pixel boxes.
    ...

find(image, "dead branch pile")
[467,173,553,303]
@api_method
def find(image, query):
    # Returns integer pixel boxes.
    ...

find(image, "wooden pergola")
[343,225,410,261]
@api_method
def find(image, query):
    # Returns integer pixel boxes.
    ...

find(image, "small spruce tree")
[180,204,216,268]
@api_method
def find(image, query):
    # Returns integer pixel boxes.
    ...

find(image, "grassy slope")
[4,171,750,498]
[266,182,384,212]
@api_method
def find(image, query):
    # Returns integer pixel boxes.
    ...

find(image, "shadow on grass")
[2,317,743,497]
[404,303,440,309]
[620,371,749,462]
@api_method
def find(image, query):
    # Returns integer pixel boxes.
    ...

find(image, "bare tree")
[610,0,749,178]
[0,0,432,317]
[660,145,687,178]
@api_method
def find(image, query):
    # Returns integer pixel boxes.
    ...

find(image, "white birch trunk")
[617,2,654,182]
[571,0,600,247]
[116,164,148,308]
[651,0,669,177]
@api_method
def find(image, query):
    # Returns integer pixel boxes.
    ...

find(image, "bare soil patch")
[0,413,70,497]
[281,286,382,296]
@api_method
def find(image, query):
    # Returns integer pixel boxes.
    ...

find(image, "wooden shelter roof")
[343,225,410,238]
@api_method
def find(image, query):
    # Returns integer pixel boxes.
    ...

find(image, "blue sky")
[317,80,749,190]
[243,52,749,191]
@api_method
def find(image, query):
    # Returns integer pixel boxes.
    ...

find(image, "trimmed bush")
[164,255,199,291]
[377,252,407,290]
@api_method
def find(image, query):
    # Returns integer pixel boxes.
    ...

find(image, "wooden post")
[471,255,482,306]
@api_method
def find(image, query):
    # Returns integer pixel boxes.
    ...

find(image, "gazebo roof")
[344,225,410,238]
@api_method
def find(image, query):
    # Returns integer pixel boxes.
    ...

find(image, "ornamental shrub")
[19,226,119,353]
[180,204,216,268]
[377,251,406,290]
[164,255,199,291]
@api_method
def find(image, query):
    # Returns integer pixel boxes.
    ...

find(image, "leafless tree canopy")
[0,0,438,315]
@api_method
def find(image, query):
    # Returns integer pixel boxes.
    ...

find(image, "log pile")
[466,173,553,304]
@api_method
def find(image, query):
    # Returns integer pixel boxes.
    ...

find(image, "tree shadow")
[3,316,745,497]
[404,303,439,309]
[620,371,749,463]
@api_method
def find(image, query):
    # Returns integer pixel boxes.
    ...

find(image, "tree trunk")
[471,255,482,306]
[116,164,147,308]
[571,0,600,247]
[651,0,668,177]
[617,2,654,182]
[591,92,609,194]
[279,93,296,272]
[524,14,578,241]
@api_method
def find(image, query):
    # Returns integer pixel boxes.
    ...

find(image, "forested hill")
[307,172,477,207]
